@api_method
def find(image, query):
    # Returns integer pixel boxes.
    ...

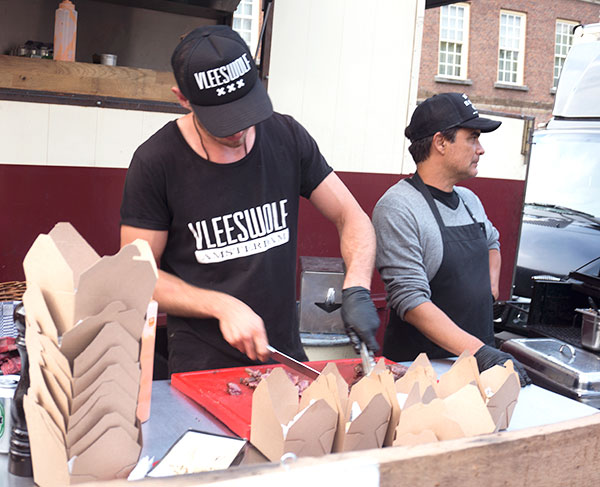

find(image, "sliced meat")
[227,382,242,395]
[388,363,409,380]
[245,368,262,378]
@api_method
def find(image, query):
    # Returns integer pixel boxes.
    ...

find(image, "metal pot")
[577,308,600,351]
[100,53,117,66]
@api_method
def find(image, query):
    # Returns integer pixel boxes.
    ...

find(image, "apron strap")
[457,193,487,236]
[408,173,486,236]
[407,173,447,231]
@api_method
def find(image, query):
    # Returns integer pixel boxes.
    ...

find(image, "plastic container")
[0,375,19,454]
[53,0,77,61]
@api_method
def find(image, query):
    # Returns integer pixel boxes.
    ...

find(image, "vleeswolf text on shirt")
[187,199,289,263]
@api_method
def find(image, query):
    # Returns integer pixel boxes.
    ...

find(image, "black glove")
[474,344,532,387]
[341,286,380,353]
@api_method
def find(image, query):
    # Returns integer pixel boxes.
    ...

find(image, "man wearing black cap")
[120,25,380,373]
[372,92,531,386]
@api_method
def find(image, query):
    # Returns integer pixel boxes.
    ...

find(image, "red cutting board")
[171,358,375,440]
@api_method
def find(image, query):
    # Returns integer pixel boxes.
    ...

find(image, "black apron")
[382,173,495,361]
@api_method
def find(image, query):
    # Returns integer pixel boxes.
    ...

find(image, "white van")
[512,24,600,298]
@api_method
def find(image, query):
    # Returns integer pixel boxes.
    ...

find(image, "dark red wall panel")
[1,164,126,282]
[461,177,526,301]
[299,172,525,302]
[1,165,524,303]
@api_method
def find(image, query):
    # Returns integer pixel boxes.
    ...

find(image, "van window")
[525,131,600,218]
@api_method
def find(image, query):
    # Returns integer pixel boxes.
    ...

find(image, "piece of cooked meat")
[352,362,409,384]
[388,363,409,380]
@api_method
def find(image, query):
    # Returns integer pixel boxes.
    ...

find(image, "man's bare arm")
[120,225,269,361]
[403,301,484,355]
[489,249,501,300]
[309,173,376,289]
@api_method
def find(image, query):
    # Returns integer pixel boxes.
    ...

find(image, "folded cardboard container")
[395,353,437,394]
[23,222,156,337]
[250,367,338,462]
[341,374,391,452]
[315,363,349,454]
[479,360,520,430]
[21,223,157,486]
[394,352,521,446]
[372,359,402,447]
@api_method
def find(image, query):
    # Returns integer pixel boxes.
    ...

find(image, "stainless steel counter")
[0,380,266,486]
[1,361,598,485]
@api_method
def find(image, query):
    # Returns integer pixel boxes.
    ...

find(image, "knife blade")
[360,342,376,375]
[266,345,320,380]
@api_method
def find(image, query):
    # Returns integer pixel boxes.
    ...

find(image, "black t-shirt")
[120,113,333,372]
[426,184,460,210]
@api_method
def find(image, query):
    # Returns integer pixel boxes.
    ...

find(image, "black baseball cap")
[171,25,273,137]
[405,93,501,143]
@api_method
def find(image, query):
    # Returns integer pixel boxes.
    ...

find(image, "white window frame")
[233,0,260,56]
[497,10,527,85]
[438,2,470,79]
[554,19,578,89]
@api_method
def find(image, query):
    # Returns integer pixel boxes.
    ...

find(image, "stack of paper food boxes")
[250,352,520,460]
[21,223,158,486]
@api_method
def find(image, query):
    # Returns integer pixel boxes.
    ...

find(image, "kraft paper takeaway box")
[371,359,402,447]
[305,362,395,453]
[435,352,520,430]
[24,309,143,485]
[250,367,338,462]
[23,222,156,337]
[340,373,392,452]
[22,223,157,486]
[316,362,349,454]
[393,352,520,446]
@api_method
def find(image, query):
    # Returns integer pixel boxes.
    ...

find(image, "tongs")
[359,341,377,375]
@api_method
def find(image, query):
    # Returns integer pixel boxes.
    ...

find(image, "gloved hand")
[341,286,380,353]
[474,344,532,387]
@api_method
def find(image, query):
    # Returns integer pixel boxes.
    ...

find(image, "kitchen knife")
[266,345,320,380]
[359,342,376,375]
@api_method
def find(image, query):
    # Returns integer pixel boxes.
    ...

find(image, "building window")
[497,10,526,85]
[554,20,577,88]
[438,3,470,79]
[233,0,260,56]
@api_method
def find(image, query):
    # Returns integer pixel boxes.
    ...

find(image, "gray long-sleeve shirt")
[372,179,500,319]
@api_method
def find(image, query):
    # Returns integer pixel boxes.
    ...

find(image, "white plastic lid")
[0,375,20,389]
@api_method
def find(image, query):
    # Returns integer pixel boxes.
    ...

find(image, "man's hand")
[216,298,270,362]
[474,344,532,387]
[341,286,380,353]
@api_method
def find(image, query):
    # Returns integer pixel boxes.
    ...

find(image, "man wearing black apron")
[372,93,530,386]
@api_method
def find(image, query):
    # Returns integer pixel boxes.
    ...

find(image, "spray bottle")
[54,0,77,61]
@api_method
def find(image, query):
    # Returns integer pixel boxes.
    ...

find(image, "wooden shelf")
[0,55,177,103]
[96,0,239,19]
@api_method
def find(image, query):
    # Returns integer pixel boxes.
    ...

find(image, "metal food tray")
[501,338,600,407]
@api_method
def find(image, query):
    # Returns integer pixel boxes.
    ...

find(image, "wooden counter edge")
[83,412,600,486]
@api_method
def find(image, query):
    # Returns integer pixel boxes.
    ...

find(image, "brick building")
[418,0,600,125]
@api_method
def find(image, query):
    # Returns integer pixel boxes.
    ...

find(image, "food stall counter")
[2,360,600,486]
